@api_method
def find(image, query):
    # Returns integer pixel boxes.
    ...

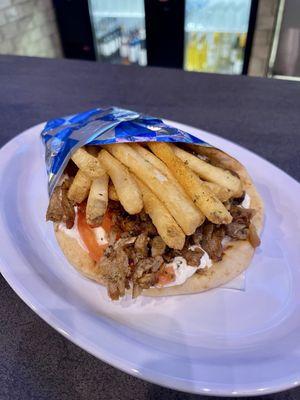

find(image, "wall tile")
[4,5,19,22]
[13,0,29,4]
[0,11,6,26]
[0,39,15,54]
[0,0,62,58]
[1,21,19,39]
[0,0,11,11]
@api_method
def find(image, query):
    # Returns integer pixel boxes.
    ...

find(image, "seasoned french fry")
[186,144,221,160]
[202,181,234,202]
[133,143,232,202]
[86,174,109,227]
[104,143,204,235]
[71,148,105,179]
[171,144,242,195]
[136,179,185,250]
[131,144,174,180]
[148,142,232,225]
[108,183,119,201]
[67,170,91,204]
[98,149,143,215]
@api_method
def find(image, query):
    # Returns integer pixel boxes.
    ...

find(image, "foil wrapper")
[41,106,209,195]
[41,106,245,292]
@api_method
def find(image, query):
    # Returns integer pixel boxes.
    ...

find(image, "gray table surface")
[0,55,299,400]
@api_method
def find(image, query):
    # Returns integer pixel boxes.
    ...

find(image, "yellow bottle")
[239,32,247,49]
[185,33,197,71]
[198,34,208,71]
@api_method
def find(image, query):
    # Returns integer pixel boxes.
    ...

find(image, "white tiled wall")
[0,0,62,58]
[248,0,279,76]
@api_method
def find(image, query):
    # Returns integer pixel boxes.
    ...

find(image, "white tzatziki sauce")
[241,193,251,209]
[163,245,212,288]
[58,210,108,252]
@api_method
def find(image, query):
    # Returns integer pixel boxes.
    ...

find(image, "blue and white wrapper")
[41,106,245,291]
[41,106,210,195]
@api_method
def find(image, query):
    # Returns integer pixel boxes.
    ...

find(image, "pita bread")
[54,147,264,297]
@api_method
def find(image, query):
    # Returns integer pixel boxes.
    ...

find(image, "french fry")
[186,144,221,160]
[133,143,232,202]
[86,174,109,227]
[71,148,106,179]
[148,142,232,225]
[67,170,91,204]
[104,143,204,235]
[98,149,143,215]
[108,183,119,201]
[186,144,244,191]
[131,144,174,180]
[136,179,185,250]
[202,181,234,202]
[171,144,242,195]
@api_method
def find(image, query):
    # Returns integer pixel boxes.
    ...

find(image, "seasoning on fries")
[86,174,109,227]
[71,148,105,179]
[148,142,232,225]
[98,149,143,215]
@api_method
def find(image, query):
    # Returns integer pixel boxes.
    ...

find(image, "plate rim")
[0,121,300,397]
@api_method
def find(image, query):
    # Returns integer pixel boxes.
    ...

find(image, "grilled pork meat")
[163,244,204,267]
[151,236,166,257]
[98,247,130,300]
[46,179,75,229]
[48,181,258,299]
[225,206,254,240]
[200,223,225,262]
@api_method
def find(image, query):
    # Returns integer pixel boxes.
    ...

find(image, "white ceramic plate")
[1,121,300,397]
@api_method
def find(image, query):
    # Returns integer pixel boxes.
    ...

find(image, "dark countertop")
[0,55,299,400]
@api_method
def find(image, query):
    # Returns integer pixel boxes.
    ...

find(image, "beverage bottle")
[138,29,147,66]
[198,34,208,71]
[120,30,129,64]
[185,33,192,70]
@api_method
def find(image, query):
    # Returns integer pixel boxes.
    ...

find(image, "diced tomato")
[77,206,112,262]
[157,266,175,286]
[101,210,113,233]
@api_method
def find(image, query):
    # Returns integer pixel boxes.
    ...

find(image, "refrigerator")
[89,0,147,66]
[54,0,258,75]
[184,0,253,74]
